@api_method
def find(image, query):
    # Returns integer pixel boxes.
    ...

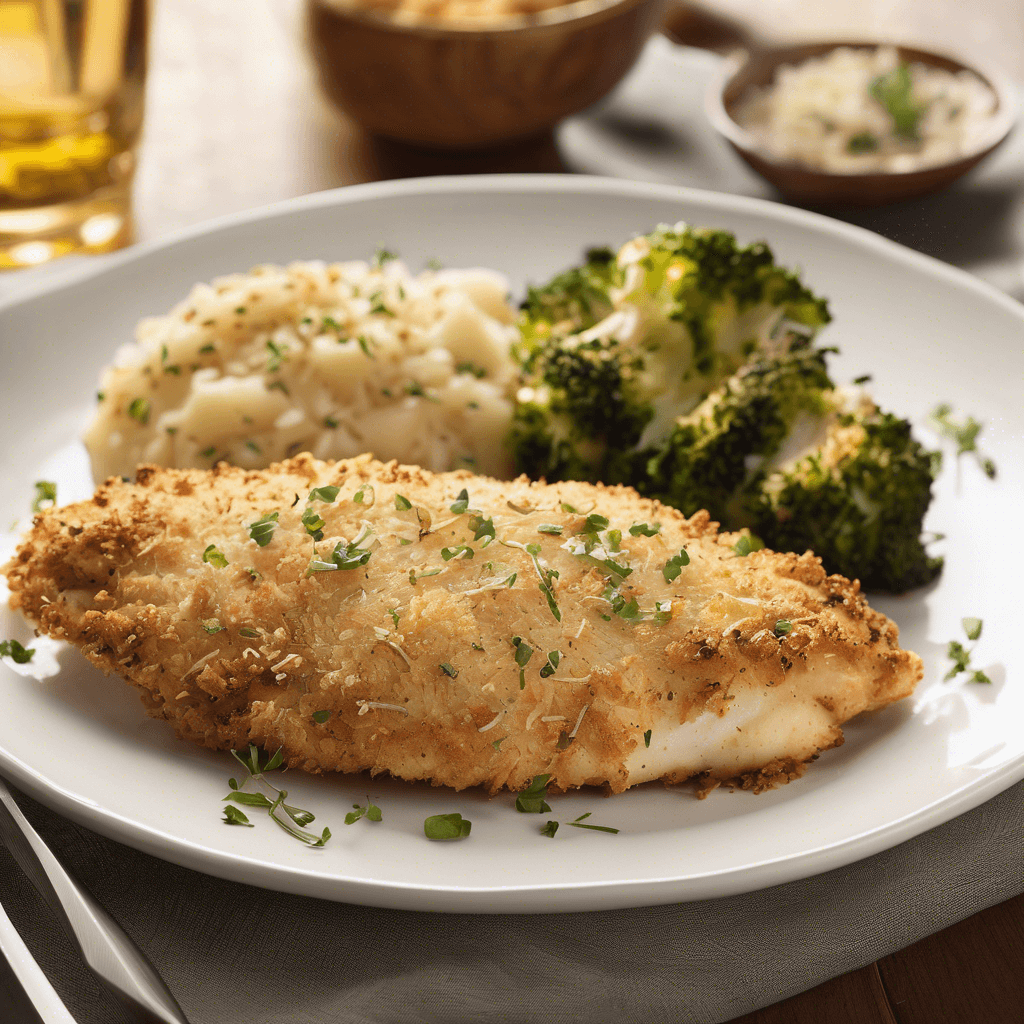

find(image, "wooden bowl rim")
[306,0,656,37]
[703,39,1018,184]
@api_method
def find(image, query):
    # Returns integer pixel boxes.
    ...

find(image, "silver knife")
[0,776,189,1024]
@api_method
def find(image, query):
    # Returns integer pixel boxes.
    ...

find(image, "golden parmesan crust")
[4,454,922,794]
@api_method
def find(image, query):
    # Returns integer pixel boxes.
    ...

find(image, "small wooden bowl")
[304,0,667,149]
[705,41,1017,207]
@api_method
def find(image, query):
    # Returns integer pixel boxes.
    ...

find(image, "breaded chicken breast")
[3,455,922,794]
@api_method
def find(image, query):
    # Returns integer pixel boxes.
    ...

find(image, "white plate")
[1,176,1022,913]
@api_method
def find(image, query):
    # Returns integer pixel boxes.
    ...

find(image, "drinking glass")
[0,0,149,269]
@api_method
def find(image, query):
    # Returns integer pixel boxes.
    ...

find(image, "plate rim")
[2,174,1022,912]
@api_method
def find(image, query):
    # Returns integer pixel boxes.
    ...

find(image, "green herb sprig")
[222,745,330,846]
[32,481,57,513]
[345,798,383,825]
[0,640,34,664]
[929,404,997,479]
[869,62,927,140]
[515,774,552,814]
[248,512,279,547]
[732,532,765,557]
[945,617,990,684]
[424,813,471,840]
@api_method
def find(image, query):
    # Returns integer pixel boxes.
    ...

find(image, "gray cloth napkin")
[0,781,1020,1024]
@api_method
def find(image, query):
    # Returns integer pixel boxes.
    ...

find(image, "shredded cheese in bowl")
[733,46,1000,174]
[84,258,521,483]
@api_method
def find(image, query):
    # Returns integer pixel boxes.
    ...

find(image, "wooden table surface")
[127,2,1022,1022]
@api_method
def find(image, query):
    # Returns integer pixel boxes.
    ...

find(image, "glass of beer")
[0,0,149,270]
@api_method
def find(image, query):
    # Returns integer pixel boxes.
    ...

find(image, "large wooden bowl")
[704,41,1017,207]
[304,0,667,149]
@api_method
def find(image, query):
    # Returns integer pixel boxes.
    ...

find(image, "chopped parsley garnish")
[455,361,487,378]
[222,805,252,827]
[538,650,561,679]
[441,544,474,561]
[567,813,619,835]
[245,440,261,454]
[200,446,217,458]
[324,416,339,428]
[267,380,289,396]
[238,627,260,639]
[439,662,458,678]
[629,522,661,537]
[540,820,559,838]
[394,494,413,511]
[246,567,261,582]
[408,566,443,585]
[662,548,690,583]
[199,343,216,354]
[202,544,228,568]
[853,374,873,385]
[469,515,495,541]
[309,485,340,504]
[312,710,331,724]
[301,507,326,541]
[248,512,279,547]
[643,729,652,748]
[732,532,765,557]
[944,617,990,683]
[515,774,552,814]
[201,620,224,634]
[357,336,374,359]
[372,247,398,268]
[537,524,563,535]
[847,132,879,154]
[423,813,471,840]
[234,306,247,315]
[345,799,382,824]
[127,397,151,424]
[96,390,105,402]
[774,619,794,637]
[962,617,983,641]
[369,292,394,316]
[223,745,330,845]
[0,640,34,664]
[512,635,533,688]
[353,484,374,506]
[404,381,426,398]
[266,339,288,373]
[388,607,401,627]
[929,404,997,478]
[870,61,926,140]
[308,525,376,574]
[450,489,470,514]
[32,480,57,513]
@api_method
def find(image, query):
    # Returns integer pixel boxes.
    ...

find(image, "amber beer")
[0,0,148,269]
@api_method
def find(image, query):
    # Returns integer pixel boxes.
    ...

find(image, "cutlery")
[0,776,189,1024]
[0,896,74,1023]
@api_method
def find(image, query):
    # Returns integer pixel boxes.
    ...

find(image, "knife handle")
[0,778,189,1024]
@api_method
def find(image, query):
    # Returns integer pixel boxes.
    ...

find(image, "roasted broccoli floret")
[518,246,620,337]
[510,224,831,484]
[644,345,835,519]
[742,401,941,592]
[507,224,938,591]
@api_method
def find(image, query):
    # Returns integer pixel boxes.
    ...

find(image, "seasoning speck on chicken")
[3,455,922,795]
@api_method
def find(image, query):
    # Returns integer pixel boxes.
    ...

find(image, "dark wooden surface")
[726,892,1024,1024]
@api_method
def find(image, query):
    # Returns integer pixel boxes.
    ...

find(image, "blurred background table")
[12,1,1024,1021]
